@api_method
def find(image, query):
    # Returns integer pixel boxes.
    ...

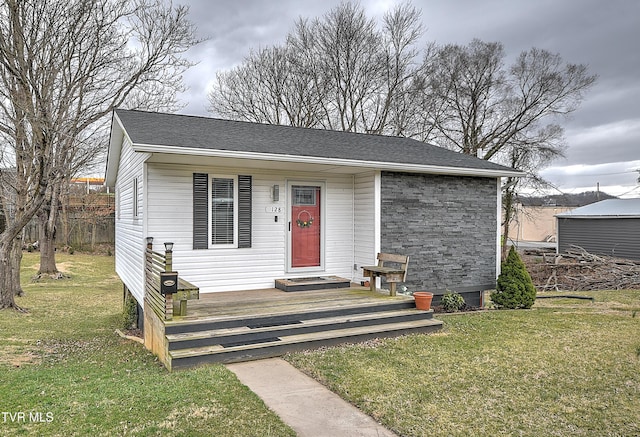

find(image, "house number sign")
[265,206,284,213]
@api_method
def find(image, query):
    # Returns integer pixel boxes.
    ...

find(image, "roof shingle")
[115,109,517,174]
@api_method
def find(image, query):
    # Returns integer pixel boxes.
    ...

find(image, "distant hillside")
[517,191,617,207]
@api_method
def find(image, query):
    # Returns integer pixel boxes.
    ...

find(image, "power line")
[618,185,640,197]
[580,170,636,177]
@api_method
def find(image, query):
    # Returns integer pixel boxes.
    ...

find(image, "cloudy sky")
[177,0,640,198]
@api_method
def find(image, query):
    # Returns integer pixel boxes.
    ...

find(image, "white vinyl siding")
[114,138,149,304]
[323,177,355,278]
[146,163,364,293]
[353,171,378,279]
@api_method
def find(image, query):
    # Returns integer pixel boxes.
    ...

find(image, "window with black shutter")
[193,173,252,249]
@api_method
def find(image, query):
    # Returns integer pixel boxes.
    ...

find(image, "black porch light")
[164,242,174,252]
[146,236,153,246]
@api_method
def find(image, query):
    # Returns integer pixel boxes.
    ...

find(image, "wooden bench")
[173,278,200,316]
[362,253,409,296]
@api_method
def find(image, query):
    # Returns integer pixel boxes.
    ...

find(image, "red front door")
[291,185,321,268]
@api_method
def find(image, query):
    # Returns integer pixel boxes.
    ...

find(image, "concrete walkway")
[226,358,398,437]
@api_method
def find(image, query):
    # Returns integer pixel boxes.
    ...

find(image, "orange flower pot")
[413,292,434,310]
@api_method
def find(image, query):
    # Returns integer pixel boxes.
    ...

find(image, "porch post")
[164,242,174,319]
[164,245,173,272]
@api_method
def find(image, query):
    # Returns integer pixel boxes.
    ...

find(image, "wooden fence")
[21,214,115,249]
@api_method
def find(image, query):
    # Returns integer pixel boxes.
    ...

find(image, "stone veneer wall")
[380,172,497,305]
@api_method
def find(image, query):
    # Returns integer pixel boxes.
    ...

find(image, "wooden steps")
[275,276,351,292]
[166,300,442,370]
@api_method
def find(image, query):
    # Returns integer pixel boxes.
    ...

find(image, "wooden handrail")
[144,244,199,320]
[145,247,173,320]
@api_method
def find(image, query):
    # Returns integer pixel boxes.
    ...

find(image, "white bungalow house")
[106,109,520,321]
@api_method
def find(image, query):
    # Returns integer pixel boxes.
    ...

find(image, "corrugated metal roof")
[556,198,640,218]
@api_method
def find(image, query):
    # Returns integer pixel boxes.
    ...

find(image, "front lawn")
[0,252,294,437]
[287,290,640,436]
[4,252,638,436]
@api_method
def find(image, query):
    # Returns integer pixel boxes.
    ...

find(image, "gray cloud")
[178,0,640,196]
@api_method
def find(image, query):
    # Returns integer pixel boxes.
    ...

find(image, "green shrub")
[122,293,138,330]
[492,246,536,309]
[441,291,466,312]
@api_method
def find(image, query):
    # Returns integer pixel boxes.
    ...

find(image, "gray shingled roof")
[114,109,517,174]
[556,198,640,218]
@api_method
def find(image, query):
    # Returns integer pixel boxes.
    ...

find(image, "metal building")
[556,198,640,261]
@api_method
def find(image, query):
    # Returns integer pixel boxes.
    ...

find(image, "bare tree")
[0,0,198,310]
[419,40,596,161]
[209,45,323,127]
[501,129,565,256]
[415,39,507,152]
[209,1,424,135]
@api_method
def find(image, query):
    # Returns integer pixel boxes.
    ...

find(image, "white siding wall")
[146,163,361,293]
[353,171,379,281]
[323,175,356,280]
[114,138,150,304]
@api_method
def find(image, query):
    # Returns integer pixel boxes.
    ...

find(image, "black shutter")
[193,173,208,249]
[238,175,252,248]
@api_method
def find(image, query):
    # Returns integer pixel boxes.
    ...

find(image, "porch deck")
[169,285,408,321]
[156,285,443,370]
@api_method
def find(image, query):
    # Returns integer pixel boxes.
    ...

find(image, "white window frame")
[208,174,238,249]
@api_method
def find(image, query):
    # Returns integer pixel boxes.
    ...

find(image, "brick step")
[165,299,419,335]
[169,318,442,369]
[166,308,433,351]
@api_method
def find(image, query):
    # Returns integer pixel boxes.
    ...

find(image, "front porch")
[173,285,404,319]
[147,286,442,371]
[142,243,442,371]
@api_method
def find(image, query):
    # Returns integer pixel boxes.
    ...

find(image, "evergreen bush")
[492,246,536,309]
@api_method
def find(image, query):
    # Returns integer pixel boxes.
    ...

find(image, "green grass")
[5,253,639,436]
[287,290,640,436]
[0,252,294,437]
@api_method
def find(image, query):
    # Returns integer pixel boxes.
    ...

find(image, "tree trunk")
[502,183,516,260]
[38,184,60,276]
[37,211,58,275]
[0,236,23,310]
[11,235,24,297]
[0,241,16,309]
[0,176,47,311]
[91,221,96,251]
